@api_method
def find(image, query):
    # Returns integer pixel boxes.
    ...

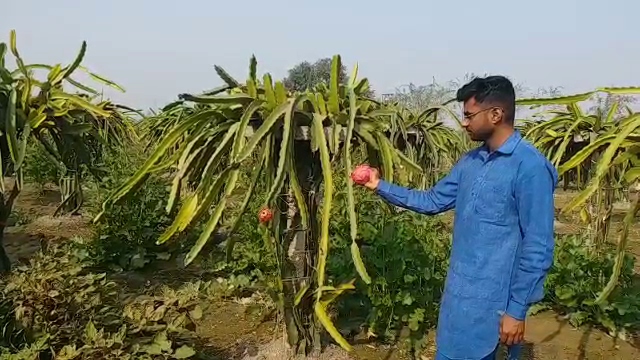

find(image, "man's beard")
[468,130,491,142]
[468,132,485,142]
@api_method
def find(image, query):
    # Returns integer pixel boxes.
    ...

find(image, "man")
[355,76,557,359]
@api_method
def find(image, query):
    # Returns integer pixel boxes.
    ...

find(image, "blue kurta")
[376,131,557,359]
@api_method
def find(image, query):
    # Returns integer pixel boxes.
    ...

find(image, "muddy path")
[190,300,640,359]
[4,184,93,265]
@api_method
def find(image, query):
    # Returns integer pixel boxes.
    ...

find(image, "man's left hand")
[499,314,525,345]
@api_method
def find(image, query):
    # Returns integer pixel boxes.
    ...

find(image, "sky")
[2,0,639,111]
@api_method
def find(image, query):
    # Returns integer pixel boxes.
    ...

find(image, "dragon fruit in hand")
[351,164,372,185]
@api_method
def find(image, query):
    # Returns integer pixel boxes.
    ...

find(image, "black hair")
[456,75,516,124]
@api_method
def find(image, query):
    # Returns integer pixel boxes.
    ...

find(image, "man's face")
[462,97,498,142]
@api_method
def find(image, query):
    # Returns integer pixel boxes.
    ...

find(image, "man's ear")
[490,107,504,124]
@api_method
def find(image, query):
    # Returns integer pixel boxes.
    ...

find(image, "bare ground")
[192,303,639,360]
[3,184,639,359]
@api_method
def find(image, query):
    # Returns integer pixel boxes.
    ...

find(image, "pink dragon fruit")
[351,164,372,185]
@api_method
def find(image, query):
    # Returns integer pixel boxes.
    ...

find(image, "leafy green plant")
[0,244,121,350]
[0,242,204,359]
[531,234,640,338]
[87,145,202,271]
[22,140,63,192]
[329,189,450,357]
[90,174,181,271]
[204,202,278,292]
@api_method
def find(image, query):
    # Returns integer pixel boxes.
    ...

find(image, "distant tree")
[283,57,376,97]
[385,80,457,113]
[283,57,347,92]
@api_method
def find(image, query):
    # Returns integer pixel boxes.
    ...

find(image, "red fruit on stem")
[351,164,372,185]
[258,208,273,223]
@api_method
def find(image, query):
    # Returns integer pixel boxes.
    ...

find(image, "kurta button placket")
[471,152,494,205]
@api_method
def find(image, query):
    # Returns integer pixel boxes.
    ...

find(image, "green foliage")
[532,234,640,336]
[86,144,147,206]
[196,166,279,296]
[86,146,196,271]
[0,244,119,351]
[22,141,63,191]
[328,189,450,356]
[90,173,180,271]
[362,215,449,340]
[88,145,274,284]
[0,29,134,272]
[204,193,278,290]
[0,243,202,359]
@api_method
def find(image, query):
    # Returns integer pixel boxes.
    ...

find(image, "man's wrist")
[373,179,388,193]
[505,299,528,321]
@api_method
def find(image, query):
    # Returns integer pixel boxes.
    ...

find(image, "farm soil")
[3,184,639,359]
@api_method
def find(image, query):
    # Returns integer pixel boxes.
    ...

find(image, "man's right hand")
[363,167,380,190]
[351,164,381,190]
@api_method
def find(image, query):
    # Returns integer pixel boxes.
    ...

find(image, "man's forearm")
[376,180,454,215]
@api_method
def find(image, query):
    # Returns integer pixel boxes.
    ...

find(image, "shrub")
[203,192,278,291]
[90,174,183,271]
[328,189,450,356]
[0,242,204,359]
[533,233,640,337]
[89,147,268,274]
[0,243,120,351]
[87,146,199,271]
[22,141,63,192]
